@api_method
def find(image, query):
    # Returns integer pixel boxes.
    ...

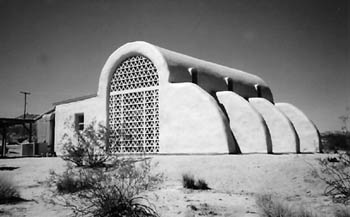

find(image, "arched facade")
[108,55,160,153]
[53,41,320,155]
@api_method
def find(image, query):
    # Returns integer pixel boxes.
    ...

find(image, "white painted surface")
[54,96,105,155]
[217,91,271,153]
[276,103,320,153]
[249,98,299,153]
[97,41,274,103]
[159,83,236,154]
[54,41,321,155]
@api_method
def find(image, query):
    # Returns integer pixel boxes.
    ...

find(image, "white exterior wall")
[276,103,320,153]
[249,98,299,153]
[159,83,236,154]
[54,96,105,155]
[216,91,271,153]
[97,42,236,154]
[53,41,319,154]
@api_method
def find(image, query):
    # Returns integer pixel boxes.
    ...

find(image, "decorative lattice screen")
[108,56,159,153]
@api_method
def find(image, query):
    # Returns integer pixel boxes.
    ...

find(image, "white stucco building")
[52,41,321,155]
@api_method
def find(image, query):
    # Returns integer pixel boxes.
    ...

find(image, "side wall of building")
[249,98,299,153]
[159,83,236,154]
[276,103,321,153]
[54,96,106,155]
[216,91,272,153]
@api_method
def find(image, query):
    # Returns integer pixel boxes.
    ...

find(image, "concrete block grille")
[108,56,159,153]
[110,55,159,91]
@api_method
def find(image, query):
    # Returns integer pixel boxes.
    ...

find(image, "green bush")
[0,176,21,204]
[182,173,210,190]
[256,194,317,217]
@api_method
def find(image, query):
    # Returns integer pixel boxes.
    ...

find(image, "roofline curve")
[97,41,169,98]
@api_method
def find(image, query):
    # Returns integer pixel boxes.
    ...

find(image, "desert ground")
[0,154,345,217]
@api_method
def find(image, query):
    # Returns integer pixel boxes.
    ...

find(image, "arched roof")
[98,41,273,102]
[156,44,268,87]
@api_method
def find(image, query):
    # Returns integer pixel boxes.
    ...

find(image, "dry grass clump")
[49,165,93,194]
[182,173,210,190]
[256,194,318,217]
[0,176,22,204]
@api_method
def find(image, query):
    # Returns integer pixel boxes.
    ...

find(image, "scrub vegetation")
[61,122,112,168]
[256,194,318,217]
[182,173,210,190]
[0,176,23,204]
[49,122,163,217]
[318,152,350,204]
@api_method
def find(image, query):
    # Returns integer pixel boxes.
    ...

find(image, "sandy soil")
[0,154,343,217]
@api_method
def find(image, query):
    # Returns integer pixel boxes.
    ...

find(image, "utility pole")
[20,91,30,119]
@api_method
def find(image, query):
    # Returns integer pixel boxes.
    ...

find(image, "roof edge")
[53,94,97,106]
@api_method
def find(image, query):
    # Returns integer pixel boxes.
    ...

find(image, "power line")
[20,91,30,119]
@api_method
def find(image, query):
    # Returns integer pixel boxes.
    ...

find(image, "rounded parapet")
[159,83,236,154]
[97,41,274,103]
[97,41,170,100]
[276,103,321,153]
[216,91,271,153]
[249,98,299,153]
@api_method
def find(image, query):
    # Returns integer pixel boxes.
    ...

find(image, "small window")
[75,113,84,131]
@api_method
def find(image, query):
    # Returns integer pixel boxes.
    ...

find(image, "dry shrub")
[0,176,21,204]
[318,152,350,204]
[61,122,112,168]
[52,122,163,216]
[256,194,318,217]
[182,173,210,190]
[49,165,93,194]
[49,157,163,217]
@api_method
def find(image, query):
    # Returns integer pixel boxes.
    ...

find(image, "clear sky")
[0,0,348,132]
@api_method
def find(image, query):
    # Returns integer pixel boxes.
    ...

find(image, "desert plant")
[48,157,162,217]
[182,173,196,189]
[48,165,95,194]
[196,179,210,190]
[0,176,21,204]
[256,194,292,217]
[318,152,350,204]
[256,194,317,217]
[61,121,116,168]
[52,121,163,216]
[182,173,210,190]
[68,172,160,217]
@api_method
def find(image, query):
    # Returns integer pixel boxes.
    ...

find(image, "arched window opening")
[108,56,159,153]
